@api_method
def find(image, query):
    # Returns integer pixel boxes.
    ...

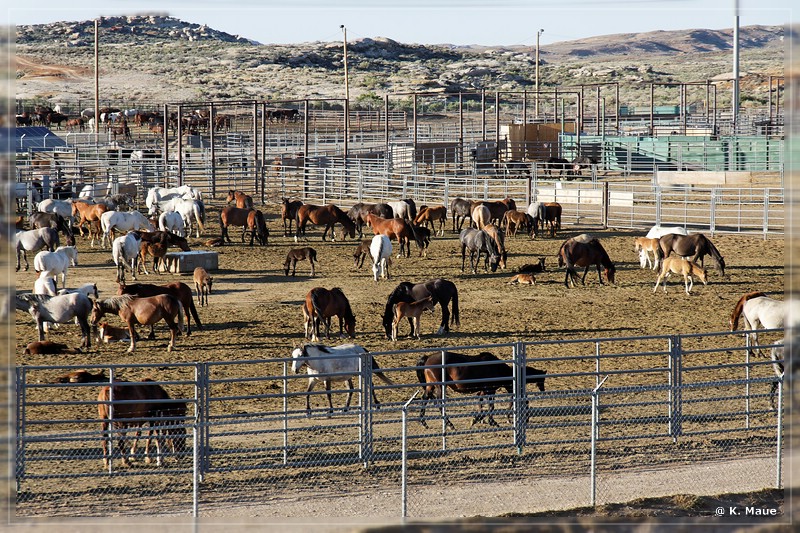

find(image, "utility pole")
[340,25,350,103]
[94,19,99,141]
[535,29,543,118]
[341,25,350,159]
[732,0,740,132]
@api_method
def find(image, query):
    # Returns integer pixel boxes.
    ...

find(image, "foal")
[634,236,661,270]
[284,247,317,276]
[392,296,436,341]
[193,267,213,307]
[653,256,708,295]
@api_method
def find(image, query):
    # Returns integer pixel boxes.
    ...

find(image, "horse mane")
[730,291,768,331]
[98,294,134,312]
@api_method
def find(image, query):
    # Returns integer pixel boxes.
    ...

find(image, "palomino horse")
[366,213,422,258]
[415,351,547,429]
[653,256,707,295]
[117,281,202,336]
[558,235,616,288]
[302,287,356,342]
[459,227,500,274]
[730,292,786,350]
[296,204,356,242]
[291,343,394,416]
[414,205,447,236]
[226,190,253,209]
[382,279,460,339]
[284,247,317,277]
[281,198,303,236]
[634,236,661,270]
[347,202,394,238]
[450,198,473,232]
[72,201,108,238]
[98,380,187,468]
[392,296,435,340]
[16,292,93,348]
[15,227,59,271]
[658,233,725,276]
[91,294,185,353]
[470,204,491,230]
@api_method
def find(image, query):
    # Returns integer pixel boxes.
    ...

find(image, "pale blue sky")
[7,0,795,46]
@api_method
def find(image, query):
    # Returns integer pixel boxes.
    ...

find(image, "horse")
[284,247,317,277]
[33,246,78,289]
[518,258,547,275]
[220,206,260,246]
[558,235,616,288]
[72,201,108,238]
[281,198,304,236]
[17,292,92,348]
[415,351,547,429]
[53,369,107,383]
[34,272,57,297]
[450,198,473,232]
[392,296,435,340]
[353,239,372,269]
[91,294,185,353]
[502,210,530,237]
[382,279,460,339]
[97,380,187,468]
[729,292,786,350]
[366,213,422,258]
[295,204,356,242]
[473,200,510,226]
[658,233,725,277]
[646,226,688,239]
[138,241,169,275]
[38,198,73,221]
[459,228,500,274]
[117,281,202,336]
[302,287,356,342]
[347,202,394,238]
[508,273,536,285]
[98,321,134,343]
[112,233,143,283]
[243,209,269,246]
[24,340,81,355]
[386,199,417,222]
[653,256,708,295]
[158,211,185,237]
[634,236,661,270]
[29,212,75,246]
[101,211,154,248]
[136,230,191,252]
[193,267,213,307]
[15,228,59,271]
[226,190,254,209]
[370,234,393,282]
[413,205,447,236]
[145,185,202,214]
[290,343,394,416]
[482,224,508,270]
[156,197,206,238]
[471,204,491,230]
[412,225,432,257]
[542,156,570,177]
[528,202,562,238]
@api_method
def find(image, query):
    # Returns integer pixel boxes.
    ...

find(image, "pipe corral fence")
[15,330,785,518]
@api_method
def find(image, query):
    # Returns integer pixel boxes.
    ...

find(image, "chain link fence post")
[668,335,682,442]
[590,375,609,507]
[401,390,420,519]
[775,378,783,489]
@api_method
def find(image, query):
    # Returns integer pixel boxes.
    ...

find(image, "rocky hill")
[14,15,789,107]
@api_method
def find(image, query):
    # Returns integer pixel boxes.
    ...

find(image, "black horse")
[382,279,460,339]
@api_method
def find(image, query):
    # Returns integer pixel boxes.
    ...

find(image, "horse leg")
[101,421,111,468]
[325,380,334,417]
[344,378,354,413]
[309,258,315,277]
[290,258,297,276]
[127,322,137,353]
[471,393,487,426]
[414,317,421,339]
[305,380,316,416]
[166,319,177,352]
[686,275,693,295]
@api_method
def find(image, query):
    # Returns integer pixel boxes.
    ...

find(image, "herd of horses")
[15,181,788,469]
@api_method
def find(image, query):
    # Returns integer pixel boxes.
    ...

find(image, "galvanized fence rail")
[14,329,784,518]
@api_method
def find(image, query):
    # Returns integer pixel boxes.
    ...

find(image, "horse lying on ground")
[24,340,82,355]
[508,274,536,285]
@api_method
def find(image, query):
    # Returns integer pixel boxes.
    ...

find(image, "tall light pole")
[340,25,350,103]
[732,0,740,132]
[535,28,543,118]
[340,25,349,159]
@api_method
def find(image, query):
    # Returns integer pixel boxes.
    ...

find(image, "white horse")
[33,246,78,289]
[38,199,73,222]
[157,197,205,238]
[145,185,203,214]
[112,233,143,283]
[730,292,790,351]
[645,225,689,239]
[58,283,99,300]
[290,343,394,416]
[370,234,393,282]
[158,211,186,237]
[15,227,59,271]
[100,210,154,247]
[34,272,57,296]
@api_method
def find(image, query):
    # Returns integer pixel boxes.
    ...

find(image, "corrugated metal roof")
[6,127,68,152]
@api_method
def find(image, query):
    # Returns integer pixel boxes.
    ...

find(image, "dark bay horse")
[284,247,317,276]
[450,197,473,232]
[658,233,725,276]
[382,279,460,339]
[558,235,616,288]
[98,380,187,468]
[117,281,202,335]
[303,287,356,342]
[366,213,423,258]
[220,206,265,245]
[135,230,191,252]
[226,190,254,209]
[296,204,356,242]
[459,227,500,274]
[347,202,393,238]
[281,198,303,236]
[416,351,547,429]
[91,294,185,353]
[243,209,269,246]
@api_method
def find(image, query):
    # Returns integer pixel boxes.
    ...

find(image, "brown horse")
[91,294,185,353]
[97,380,187,468]
[244,209,269,246]
[472,200,510,226]
[296,204,356,242]
[225,190,253,209]
[482,224,508,269]
[658,233,725,276]
[138,241,168,274]
[413,205,447,236]
[219,206,267,246]
[117,281,202,336]
[503,210,530,237]
[281,198,304,236]
[353,239,372,268]
[284,247,317,276]
[302,287,356,342]
[415,351,547,429]
[392,296,435,341]
[72,201,108,238]
[558,235,616,288]
[366,213,422,258]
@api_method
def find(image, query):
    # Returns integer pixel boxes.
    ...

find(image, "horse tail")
[408,223,424,250]
[730,291,768,331]
[370,356,394,385]
[415,354,429,385]
[194,203,205,233]
[310,288,325,319]
[451,286,460,327]
[187,294,202,329]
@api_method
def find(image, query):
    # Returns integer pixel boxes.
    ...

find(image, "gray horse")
[15,227,59,271]
[459,227,500,274]
[17,292,93,349]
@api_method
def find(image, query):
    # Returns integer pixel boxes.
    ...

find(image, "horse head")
[291,346,309,373]
[604,264,616,284]
[524,367,547,392]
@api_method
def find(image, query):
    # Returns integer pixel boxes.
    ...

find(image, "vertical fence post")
[763,189,770,240]
[590,376,608,507]
[441,350,447,451]
[513,342,526,452]
[776,379,783,488]
[192,372,199,519]
[16,368,26,492]
[360,350,373,468]
[710,188,717,236]
[401,391,420,519]
[283,360,289,465]
[107,367,115,474]
[668,336,682,442]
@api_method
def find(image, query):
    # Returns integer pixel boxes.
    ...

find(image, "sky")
[6,0,795,46]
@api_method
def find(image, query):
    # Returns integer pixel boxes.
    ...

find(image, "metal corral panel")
[8,127,67,152]
[164,251,219,273]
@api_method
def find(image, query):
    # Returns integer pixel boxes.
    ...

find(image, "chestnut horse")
[219,206,267,246]
[302,287,356,342]
[295,204,356,242]
[366,213,422,258]
[225,190,253,209]
[413,205,447,236]
[91,294,185,353]
[72,201,108,238]
[117,281,202,336]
